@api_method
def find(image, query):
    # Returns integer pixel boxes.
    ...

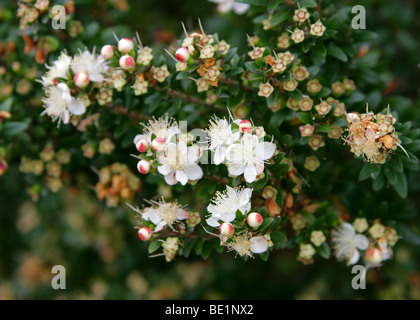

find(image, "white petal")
[256,142,276,161]
[176,170,188,185]
[228,163,245,176]
[187,145,200,163]
[348,249,360,265]
[342,222,356,236]
[218,1,233,13]
[183,163,203,181]
[89,73,104,83]
[158,164,172,176]
[233,3,250,14]
[221,211,236,223]
[61,110,70,124]
[164,173,177,185]
[214,146,226,165]
[68,99,86,115]
[154,221,167,233]
[355,234,369,251]
[255,161,265,174]
[176,209,190,220]
[206,216,220,227]
[238,188,252,207]
[250,237,268,254]
[244,164,257,183]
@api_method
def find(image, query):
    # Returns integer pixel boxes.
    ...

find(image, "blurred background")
[0,0,419,299]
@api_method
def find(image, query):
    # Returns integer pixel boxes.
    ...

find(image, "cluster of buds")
[18,145,71,196]
[344,105,407,163]
[95,163,141,207]
[170,21,231,93]
[132,114,203,186]
[100,34,169,97]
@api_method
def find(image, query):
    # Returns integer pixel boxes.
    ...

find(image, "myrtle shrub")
[1,0,420,299]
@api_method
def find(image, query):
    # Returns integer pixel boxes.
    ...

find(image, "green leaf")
[384,167,397,185]
[372,173,385,191]
[359,164,381,181]
[327,43,348,62]
[394,172,408,198]
[271,231,287,244]
[313,41,327,57]
[389,156,403,173]
[175,71,190,80]
[236,0,267,6]
[317,242,331,259]
[396,224,420,245]
[317,124,331,133]
[228,67,244,77]
[296,112,312,124]
[298,0,318,7]
[270,7,292,27]
[148,240,161,254]
[267,0,282,11]
[1,121,30,137]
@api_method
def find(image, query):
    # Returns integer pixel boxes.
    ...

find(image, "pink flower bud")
[219,222,234,236]
[151,137,166,152]
[138,227,152,241]
[175,47,190,63]
[100,45,114,59]
[119,55,135,70]
[137,159,151,174]
[118,38,134,53]
[73,72,89,88]
[136,139,149,153]
[239,119,252,134]
[247,212,263,228]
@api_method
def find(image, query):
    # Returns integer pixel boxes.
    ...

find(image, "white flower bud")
[239,119,252,134]
[365,248,383,264]
[151,137,166,152]
[119,55,135,70]
[219,222,234,236]
[137,159,151,174]
[175,47,190,63]
[247,212,263,228]
[73,72,89,88]
[118,38,134,53]
[136,139,149,153]
[100,45,114,59]
[138,227,152,241]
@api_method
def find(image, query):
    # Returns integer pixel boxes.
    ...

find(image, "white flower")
[129,199,190,233]
[206,116,241,165]
[209,0,250,14]
[332,222,369,265]
[225,134,276,183]
[133,115,179,156]
[206,186,252,227]
[71,49,108,83]
[39,51,72,86]
[41,83,86,125]
[136,47,153,65]
[226,231,268,258]
[157,142,203,186]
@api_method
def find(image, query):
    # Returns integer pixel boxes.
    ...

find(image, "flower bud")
[73,72,89,88]
[100,45,114,59]
[239,119,252,134]
[219,222,234,236]
[175,47,190,63]
[138,227,152,241]
[136,139,149,153]
[247,212,263,228]
[151,137,166,152]
[119,55,135,70]
[137,159,151,174]
[118,38,134,53]
[365,248,383,264]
